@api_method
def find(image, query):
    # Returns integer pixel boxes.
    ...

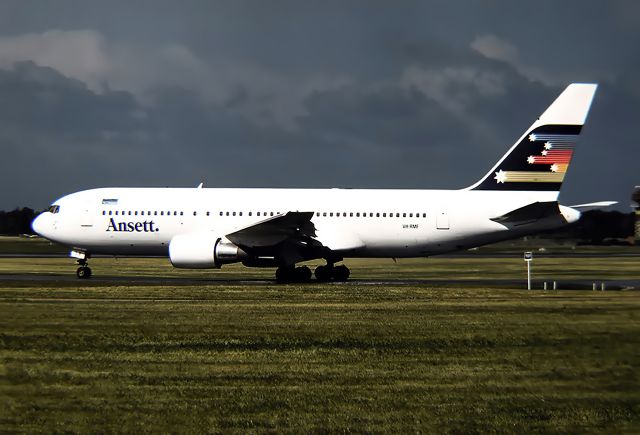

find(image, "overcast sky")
[0,0,638,210]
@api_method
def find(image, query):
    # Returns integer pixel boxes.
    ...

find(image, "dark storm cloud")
[0,1,638,210]
[0,61,139,140]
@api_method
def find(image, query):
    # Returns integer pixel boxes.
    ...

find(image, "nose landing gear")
[75,257,92,279]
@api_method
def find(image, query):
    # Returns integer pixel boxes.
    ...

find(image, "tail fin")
[467,83,598,194]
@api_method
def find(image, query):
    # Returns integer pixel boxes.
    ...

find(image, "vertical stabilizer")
[467,83,597,194]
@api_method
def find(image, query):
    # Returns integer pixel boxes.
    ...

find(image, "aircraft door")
[79,201,94,228]
[436,211,450,230]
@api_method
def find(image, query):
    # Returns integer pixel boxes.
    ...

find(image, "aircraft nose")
[32,213,51,238]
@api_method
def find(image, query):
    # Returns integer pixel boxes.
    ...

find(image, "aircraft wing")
[226,211,365,266]
[226,212,317,249]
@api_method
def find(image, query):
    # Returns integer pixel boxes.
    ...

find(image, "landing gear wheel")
[275,266,291,283]
[333,265,350,282]
[315,264,350,282]
[296,266,312,282]
[314,265,333,282]
[76,266,92,279]
[276,266,312,283]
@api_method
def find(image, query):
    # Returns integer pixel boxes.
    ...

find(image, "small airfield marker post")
[524,252,533,290]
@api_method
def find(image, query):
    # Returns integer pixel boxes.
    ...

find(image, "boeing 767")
[32,83,608,282]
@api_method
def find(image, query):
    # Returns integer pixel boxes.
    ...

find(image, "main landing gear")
[76,258,92,279]
[275,265,312,283]
[314,264,350,282]
[275,263,350,283]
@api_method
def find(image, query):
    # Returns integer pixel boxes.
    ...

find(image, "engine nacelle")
[169,233,248,269]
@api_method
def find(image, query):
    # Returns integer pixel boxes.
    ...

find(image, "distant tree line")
[0,207,636,243]
[556,210,635,244]
[0,208,39,235]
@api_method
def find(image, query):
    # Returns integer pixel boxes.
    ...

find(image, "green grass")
[0,249,640,432]
[0,235,67,255]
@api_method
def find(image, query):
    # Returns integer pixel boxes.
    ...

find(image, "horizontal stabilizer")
[569,201,618,210]
[491,201,560,225]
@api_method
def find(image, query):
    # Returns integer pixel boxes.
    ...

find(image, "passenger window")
[370,213,373,217]
[115,211,119,216]
[330,212,333,217]
[396,213,400,217]
[422,213,426,218]
[194,212,198,216]
[383,213,386,217]
[102,211,105,215]
[161,211,164,216]
[270,212,274,216]
[356,213,360,217]
[239,212,243,216]
[403,213,407,217]
[323,212,327,217]
[135,211,138,216]
[409,213,413,218]
[249,212,252,216]
[220,211,223,216]
[350,212,353,217]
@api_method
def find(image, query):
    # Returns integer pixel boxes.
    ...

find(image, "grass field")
[1,239,640,432]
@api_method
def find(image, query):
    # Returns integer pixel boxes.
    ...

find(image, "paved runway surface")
[1,272,637,290]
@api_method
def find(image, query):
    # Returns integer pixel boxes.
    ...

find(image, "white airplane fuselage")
[33,186,576,258]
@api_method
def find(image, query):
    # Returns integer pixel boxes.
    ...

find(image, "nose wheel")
[76,266,92,279]
[75,258,92,279]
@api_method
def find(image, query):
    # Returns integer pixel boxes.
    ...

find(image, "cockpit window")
[47,205,60,214]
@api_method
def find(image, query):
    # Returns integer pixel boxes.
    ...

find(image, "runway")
[1,272,637,290]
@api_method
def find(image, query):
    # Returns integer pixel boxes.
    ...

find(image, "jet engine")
[169,233,248,268]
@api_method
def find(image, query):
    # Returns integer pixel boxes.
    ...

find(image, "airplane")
[32,83,609,282]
